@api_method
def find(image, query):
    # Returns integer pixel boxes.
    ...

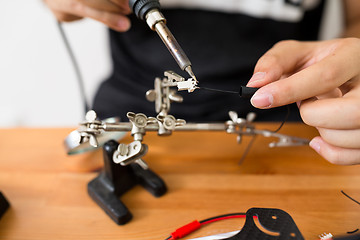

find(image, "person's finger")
[309,136,360,165]
[78,0,129,14]
[297,88,342,108]
[52,11,83,22]
[299,96,360,129]
[46,0,131,31]
[315,88,342,100]
[247,40,315,88]
[315,127,360,149]
[44,0,82,21]
[78,5,131,31]
[109,0,131,14]
[250,38,360,109]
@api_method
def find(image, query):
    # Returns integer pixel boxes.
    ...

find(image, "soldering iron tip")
[185,66,198,83]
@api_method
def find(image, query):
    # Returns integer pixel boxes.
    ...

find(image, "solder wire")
[164,212,247,240]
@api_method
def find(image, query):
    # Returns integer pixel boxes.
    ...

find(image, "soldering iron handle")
[239,86,259,98]
[129,0,197,79]
[129,0,161,20]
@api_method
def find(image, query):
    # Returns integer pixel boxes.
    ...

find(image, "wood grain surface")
[0,124,359,239]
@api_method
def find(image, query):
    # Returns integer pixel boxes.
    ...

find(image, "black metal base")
[225,208,304,240]
[0,192,10,219]
[88,140,167,225]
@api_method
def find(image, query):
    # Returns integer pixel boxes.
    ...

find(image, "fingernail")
[250,92,273,108]
[247,72,266,86]
[309,139,321,153]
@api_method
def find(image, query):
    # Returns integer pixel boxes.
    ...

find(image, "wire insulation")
[201,215,246,225]
[165,212,246,240]
[347,229,359,234]
[200,86,290,133]
[200,87,239,94]
[272,105,290,133]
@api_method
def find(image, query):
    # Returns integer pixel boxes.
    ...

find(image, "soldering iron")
[129,0,197,82]
[128,0,261,99]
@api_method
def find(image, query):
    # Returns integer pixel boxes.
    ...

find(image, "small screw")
[118,144,129,156]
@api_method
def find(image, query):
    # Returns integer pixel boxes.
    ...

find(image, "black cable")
[341,190,360,206]
[272,104,290,133]
[199,212,246,224]
[199,86,289,133]
[56,21,90,114]
[347,229,359,234]
[200,87,239,95]
[238,135,257,165]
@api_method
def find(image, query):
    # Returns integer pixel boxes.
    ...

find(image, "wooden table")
[0,125,359,239]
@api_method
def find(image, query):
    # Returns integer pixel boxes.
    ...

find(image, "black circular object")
[129,0,161,20]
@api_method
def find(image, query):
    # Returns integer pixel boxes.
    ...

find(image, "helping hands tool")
[65,71,309,225]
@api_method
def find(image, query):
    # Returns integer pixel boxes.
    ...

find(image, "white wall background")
[0,0,111,127]
[0,0,343,127]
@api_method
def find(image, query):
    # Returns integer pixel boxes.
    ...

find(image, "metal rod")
[175,123,227,131]
[103,122,228,132]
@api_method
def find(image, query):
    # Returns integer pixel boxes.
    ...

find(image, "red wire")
[200,215,247,225]
[168,214,248,240]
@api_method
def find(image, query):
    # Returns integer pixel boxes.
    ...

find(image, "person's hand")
[247,38,360,165]
[44,0,131,32]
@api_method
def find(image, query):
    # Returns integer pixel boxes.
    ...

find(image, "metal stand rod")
[103,122,228,132]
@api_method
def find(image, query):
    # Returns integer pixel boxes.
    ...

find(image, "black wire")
[56,21,90,114]
[199,86,289,133]
[238,135,257,165]
[200,87,239,95]
[200,212,246,224]
[272,104,290,133]
[341,190,360,206]
[347,229,359,234]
